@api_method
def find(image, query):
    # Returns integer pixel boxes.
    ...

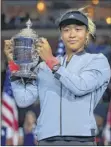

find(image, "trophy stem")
[12,63,37,79]
[20,64,31,73]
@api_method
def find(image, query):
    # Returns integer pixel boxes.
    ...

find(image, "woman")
[4,8,111,145]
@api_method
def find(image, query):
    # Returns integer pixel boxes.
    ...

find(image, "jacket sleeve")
[11,78,38,108]
[55,54,111,96]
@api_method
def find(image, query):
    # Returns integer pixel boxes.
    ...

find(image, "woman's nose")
[69,29,76,38]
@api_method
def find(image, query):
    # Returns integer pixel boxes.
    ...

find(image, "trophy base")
[12,71,37,79]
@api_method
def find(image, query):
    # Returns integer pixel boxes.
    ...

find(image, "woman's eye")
[64,28,69,31]
[76,28,82,31]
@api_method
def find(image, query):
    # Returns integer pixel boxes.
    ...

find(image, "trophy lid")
[13,19,38,40]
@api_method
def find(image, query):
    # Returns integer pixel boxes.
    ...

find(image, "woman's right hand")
[4,40,13,61]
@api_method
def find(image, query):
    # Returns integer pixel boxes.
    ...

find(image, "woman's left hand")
[36,37,53,61]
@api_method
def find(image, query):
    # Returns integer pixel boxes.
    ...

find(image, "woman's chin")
[68,45,78,50]
[69,47,78,52]
[68,45,83,52]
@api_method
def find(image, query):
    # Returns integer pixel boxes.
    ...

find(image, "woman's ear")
[86,30,90,37]
[85,33,90,46]
[86,32,90,41]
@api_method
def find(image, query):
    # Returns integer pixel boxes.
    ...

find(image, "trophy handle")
[10,37,15,62]
[11,37,14,45]
[31,39,39,61]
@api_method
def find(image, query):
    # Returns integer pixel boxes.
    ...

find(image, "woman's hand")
[35,37,53,61]
[4,40,13,61]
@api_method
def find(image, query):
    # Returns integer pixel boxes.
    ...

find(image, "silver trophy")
[11,19,39,79]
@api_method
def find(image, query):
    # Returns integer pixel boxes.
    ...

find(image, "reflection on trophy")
[11,19,39,79]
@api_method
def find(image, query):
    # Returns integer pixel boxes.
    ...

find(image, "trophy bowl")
[11,19,39,79]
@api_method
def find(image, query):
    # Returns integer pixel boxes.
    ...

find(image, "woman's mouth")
[68,40,78,44]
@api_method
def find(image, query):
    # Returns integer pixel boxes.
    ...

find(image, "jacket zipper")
[60,83,62,135]
[60,56,66,135]
[89,93,92,115]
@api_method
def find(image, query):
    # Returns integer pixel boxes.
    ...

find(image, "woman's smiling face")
[61,24,88,52]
